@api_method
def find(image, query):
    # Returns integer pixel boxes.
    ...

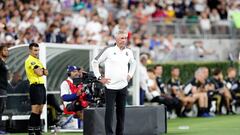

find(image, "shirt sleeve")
[128,50,136,78]
[28,60,41,70]
[0,61,3,68]
[184,83,193,95]
[140,65,149,92]
[91,47,109,79]
[60,81,71,97]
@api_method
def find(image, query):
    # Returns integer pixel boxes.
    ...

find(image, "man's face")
[147,71,155,80]
[30,46,39,58]
[13,72,22,81]
[116,33,128,48]
[172,68,180,77]
[70,70,80,79]
[1,47,9,58]
[217,72,223,80]
[197,74,205,84]
[203,68,209,79]
[141,57,147,65]
[228,70,236,78]
[78,69,83,78]
[154,66,163,76]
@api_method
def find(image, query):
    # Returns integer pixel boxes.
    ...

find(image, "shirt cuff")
[128,73,133,78]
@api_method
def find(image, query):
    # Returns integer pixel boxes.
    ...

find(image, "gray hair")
[115,29,128,38]
[140,54,148,60]
[194,68,204,77]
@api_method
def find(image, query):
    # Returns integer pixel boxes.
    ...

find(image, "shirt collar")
[29,55,39,60]
[67,77,73,83]
[114,43,126,51]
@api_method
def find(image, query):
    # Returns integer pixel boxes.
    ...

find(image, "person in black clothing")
[183,68,210,117]
[47,94,63,126]
[154,65,181,117]
[0,45,9,134]
[154,65,165,94]
[201,67,218,114]
[225,67,240,107]
[209,68,233,114]
[45,23,58,43]
[167,67,195,117]
[146,69,175,112]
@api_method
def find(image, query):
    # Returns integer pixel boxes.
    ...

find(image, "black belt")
[31,83,44,85]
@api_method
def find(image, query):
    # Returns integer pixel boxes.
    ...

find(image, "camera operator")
[60,65,86,114]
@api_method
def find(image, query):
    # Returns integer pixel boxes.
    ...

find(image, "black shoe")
[35,130,42,135]
[28,127,35,135]
[227,111,236,115]
[34,126,42,135]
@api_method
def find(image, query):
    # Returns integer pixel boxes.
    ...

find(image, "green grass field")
[167,115,240,135]
[11,115,240,135]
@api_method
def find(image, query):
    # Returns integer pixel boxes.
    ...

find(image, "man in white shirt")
[139,54,149,105]
[92,29,136,135]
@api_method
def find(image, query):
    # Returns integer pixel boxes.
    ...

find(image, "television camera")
[73,71,105,107]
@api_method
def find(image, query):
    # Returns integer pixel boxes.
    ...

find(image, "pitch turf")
[12,115,240,135]
[167,115,240,135]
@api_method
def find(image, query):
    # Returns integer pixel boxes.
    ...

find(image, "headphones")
[67,72,71,76]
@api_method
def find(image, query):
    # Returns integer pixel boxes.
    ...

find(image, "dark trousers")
[105,87,127,135]
[66,101,83,112]
[0,90,6,131]
[140,88,145,105]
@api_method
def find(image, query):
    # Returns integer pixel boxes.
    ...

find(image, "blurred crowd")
[0,0,238,61]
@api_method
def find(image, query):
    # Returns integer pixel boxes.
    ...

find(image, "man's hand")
[43,69,48,76]
[34,67,44,76]
[127,75,132,82]
[99,77,111,84]
[76,89,82,96]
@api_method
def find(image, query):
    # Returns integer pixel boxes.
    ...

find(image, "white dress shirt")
[139,62,149,92]
[145,79,161,101]
[92,45,136,90]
